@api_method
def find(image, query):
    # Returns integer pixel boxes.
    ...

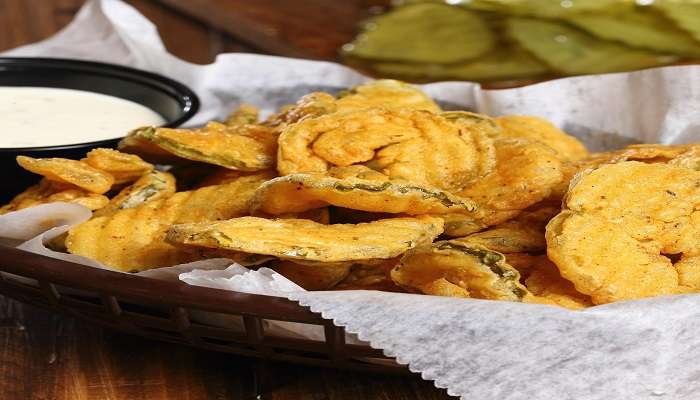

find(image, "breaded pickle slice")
[336,80,440,113]
[277,108,423,176]
[93,170,176,217]
[278,108,495,192]
[455,223,545,254]
[371,110,495,191]
[264,92,337,128]
[391,241,527,301]
[0,179,109,215]
[166,216,444,263]
[66,175,270,272]
[249,173,477,216]
[118,128,185,164]
[456,138,562,220]
[440,138,563,236]
[225,104,259,127]
[546,162,700,304]
[346,3,494,64]
[16,155,114,194]
[137,122,277,170]
[441,111,501,139]
[522,256,592,310]
[196,169,277,188]
[549,143,700,200]
[83,148,154,185]
[496,115,588,162]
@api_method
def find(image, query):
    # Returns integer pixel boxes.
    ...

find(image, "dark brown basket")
[0,244,406,373]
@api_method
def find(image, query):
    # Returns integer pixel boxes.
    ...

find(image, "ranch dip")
[0,87,166,148]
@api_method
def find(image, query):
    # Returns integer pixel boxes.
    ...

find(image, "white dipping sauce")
[0,87,166,148]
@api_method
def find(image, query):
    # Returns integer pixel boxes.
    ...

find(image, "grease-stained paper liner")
[2,1,700,399]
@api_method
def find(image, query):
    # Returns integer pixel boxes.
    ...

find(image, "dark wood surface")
[0,1,451,399]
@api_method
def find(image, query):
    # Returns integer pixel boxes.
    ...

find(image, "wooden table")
[0,1,451,399]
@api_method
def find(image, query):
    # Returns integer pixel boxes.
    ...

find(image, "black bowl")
[0,57,199,202]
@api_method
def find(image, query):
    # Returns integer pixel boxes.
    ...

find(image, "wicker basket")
[0,244,407,373]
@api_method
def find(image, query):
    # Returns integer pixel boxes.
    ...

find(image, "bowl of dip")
[0,57,199,201]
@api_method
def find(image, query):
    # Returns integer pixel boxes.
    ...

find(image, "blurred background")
[1,1,386,65]
[3,0,699,88]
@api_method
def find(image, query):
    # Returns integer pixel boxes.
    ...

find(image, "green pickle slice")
[655,1,700,42]
[566,8,700,57]
[346,3,495,64]
[455,0,627,18]
[506,18,677,75]
[370,47,549,82]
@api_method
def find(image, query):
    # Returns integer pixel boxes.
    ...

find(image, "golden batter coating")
[166,216,444,263]
[546,162,700,304]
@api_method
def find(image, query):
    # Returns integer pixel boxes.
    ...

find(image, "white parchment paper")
[3,1,700,399]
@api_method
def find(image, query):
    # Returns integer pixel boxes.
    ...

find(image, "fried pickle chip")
[608,143,700,165]
[675,255,700,290]
[335,80,440,113]
[16,156,114,194]
[438,213,493,238]
[93,170,176,217]
[66,175,270,272]
[137,123,277,171]
[546,161,700,304]
[248,173,477,216]
[668,147,700,171]
[196,169,277,188]
[279,108,494,191]
[83,148,154,184]
[371,111,495,191]
[441,138,563,236]
[117,127,186,164]
[271,260,352,290]
[455,222,545,254]
[457,138,562,219]
[264,92,337,127]
[454,202,559,253]
[496,115,588,162]
[520,255,592,310]
[166,216,444,263]
[550,143,700,201]
[391,241,527,301]
[0,179,109,215]
[441,111,501,139]
[225,104,259,126]
[278,108,421,176]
